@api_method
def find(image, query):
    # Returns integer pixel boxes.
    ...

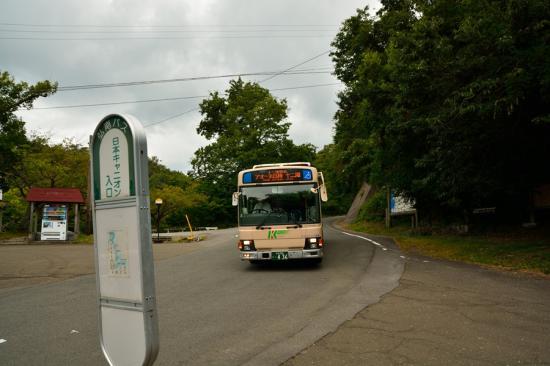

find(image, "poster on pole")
[90,114,159,366]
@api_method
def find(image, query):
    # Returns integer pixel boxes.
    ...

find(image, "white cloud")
[3,0,381,172]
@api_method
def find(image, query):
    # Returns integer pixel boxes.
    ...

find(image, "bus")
[232,162,328,264]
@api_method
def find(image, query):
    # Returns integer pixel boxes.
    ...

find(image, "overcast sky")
[2,0,380,173]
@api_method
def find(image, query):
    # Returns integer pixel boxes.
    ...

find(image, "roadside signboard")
[390,193,416,215]
[90,114,159,366]
[386,190,418,228]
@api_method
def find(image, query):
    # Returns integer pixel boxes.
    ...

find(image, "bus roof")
[252,162,311,169]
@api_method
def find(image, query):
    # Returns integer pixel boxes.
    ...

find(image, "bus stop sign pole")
[90,114,159,366]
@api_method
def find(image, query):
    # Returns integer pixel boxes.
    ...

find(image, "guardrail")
[152,227,218,233]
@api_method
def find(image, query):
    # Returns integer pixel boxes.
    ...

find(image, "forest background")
[1,0,548,234]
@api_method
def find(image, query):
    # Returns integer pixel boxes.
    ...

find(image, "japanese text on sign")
[99,128,130,199]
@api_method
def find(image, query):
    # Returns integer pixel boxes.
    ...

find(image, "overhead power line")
[259,50,330,83]
[0,22,338,28]
[0,28,336,34]
[144,108,200,128]
[142,50,337,128]
[33,95,207,110]
[142,83,341,128]
[22,50,340,131]
[31,83,340,110]
[0,35,334,41]
[56,68,332,91]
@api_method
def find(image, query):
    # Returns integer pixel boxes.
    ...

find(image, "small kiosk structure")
[26,188,85,241]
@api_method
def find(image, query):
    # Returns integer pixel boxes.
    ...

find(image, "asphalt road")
[0,220,403,366]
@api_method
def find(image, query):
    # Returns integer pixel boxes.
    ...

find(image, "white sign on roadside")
[91,114,159,366]
[390,193,416,214]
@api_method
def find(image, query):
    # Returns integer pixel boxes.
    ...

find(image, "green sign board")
[92,115,136,200]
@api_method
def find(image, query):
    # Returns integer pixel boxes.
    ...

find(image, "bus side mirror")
[232,192,239,206]
[318,172,328,202]
[320,185,328,202]
[310,186,328,202]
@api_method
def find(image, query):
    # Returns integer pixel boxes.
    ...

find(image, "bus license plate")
[272,252,289,260]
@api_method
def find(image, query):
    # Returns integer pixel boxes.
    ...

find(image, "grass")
[0,232,26,240]
[73,234,207,244]
[348,220,550,276]
[73,234,94,244]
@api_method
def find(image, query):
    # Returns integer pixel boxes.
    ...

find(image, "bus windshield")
[239,184,320,227]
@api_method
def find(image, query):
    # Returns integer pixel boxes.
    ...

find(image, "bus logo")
[268,229,288,239]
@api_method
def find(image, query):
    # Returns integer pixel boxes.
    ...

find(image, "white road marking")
[341,231,385,249]
[0,339,6,344]
[70,330,80,334]
[340,230,433,265]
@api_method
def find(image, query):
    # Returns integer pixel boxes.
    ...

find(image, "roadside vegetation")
[348,219,550,276]
[318,0,550,224]
[0,232,26,240]
[73,234,94,244]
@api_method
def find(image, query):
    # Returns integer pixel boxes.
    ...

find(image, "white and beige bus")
[232,162,328,264]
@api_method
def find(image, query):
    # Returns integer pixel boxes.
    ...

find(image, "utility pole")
[155,198,163,242]
[0,188,3,232]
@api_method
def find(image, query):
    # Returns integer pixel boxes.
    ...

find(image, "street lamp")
[155,198,163,242]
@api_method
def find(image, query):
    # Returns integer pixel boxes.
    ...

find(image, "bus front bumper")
[240,249,323,261]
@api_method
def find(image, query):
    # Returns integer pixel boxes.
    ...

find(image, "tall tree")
[0,71,57,189]
[329,0,550,223]
[192,78,316,225]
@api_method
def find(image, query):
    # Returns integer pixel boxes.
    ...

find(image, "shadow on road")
[244,260,323,272]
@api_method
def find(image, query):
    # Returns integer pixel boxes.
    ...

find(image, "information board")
[91,114,158,366]
[390,192,416,214]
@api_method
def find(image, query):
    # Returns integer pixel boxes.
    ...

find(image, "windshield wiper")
[256,211,274,229]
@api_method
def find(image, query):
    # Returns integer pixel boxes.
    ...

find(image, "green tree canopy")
[329,0,550,222]
[0,71,57,189]
[8,136,88,196]
[192,78,316,225]
[148,157,209,228]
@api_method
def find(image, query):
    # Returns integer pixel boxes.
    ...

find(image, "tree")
[148,157,208,228]
[329,0,550,224]
[3,136,90,232]
[314,144,355,214]
[149,156,193,190]
[150,184,208,230]
[192,79,316,225]
[8,137,88,196]
[0,71,57,189]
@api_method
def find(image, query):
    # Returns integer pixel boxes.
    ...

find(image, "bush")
[357,190,386,222]
[1,189,28,231]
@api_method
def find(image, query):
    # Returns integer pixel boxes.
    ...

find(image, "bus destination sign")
[243,169,313,184]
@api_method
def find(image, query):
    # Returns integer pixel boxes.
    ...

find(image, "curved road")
[0,219,404,365]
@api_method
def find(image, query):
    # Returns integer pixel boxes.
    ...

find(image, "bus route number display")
[243,169,313,184]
